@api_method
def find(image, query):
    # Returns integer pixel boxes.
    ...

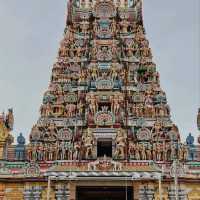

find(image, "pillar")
[69,182,76,200]
[0,183,5,200]
[55,184,70,200]
[23,185,42,200]
[133,181,139,200]
[139,185,155,200]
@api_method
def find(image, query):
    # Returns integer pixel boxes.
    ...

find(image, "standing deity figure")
[171,143,177,160]
[32,144,38,161]
[90,65,99,80]
[144,94,155,118]
[43,143,48,161]
[128,140,136,159]
[110,94,121,114]
[48,144,55,161]
[82,129,95,159]
[78,70,86,84]
[60,141,66,160]
[156,143,162,161]
[66,25,74,41]
[135,143,140,160]
[43,102,52,117]
[76,45,82,58]
[152,143,157,160]
[37,143,44,161]
[110,19,117,34]
[140,144,146,160]
[110,64,118,80]
[92,40,98,60]
[146,145,152,160]
[86,92,98,114]
[163,142,170,161]
[73,140,81,160]
[111,41,118,59]
[114,129,126,159]
[77,101,84,116]
[93,19,99,34]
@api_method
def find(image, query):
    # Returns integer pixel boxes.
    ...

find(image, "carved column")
[23,188,32,200]
[168,188,187,200]
[139,186,155,200]
[55,185,70,200]
[24,185,42,200]
[55,185,64,200]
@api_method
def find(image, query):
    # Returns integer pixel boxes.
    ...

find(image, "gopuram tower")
[29,0,182,163]
[0,0,200,200]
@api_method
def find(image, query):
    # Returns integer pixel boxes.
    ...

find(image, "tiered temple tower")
[0,0,200,199]
[28,0,185,163]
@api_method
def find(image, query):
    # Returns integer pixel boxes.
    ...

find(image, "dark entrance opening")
[76,186,133,200]
[97,139,112,157]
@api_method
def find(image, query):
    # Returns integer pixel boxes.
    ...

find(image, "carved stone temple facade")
[0,0,200,199]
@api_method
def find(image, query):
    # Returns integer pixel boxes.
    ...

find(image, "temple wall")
[3,183,24,200]
[0,180,200,199]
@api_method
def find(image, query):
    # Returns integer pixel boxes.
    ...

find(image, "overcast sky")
[0,0,199,143]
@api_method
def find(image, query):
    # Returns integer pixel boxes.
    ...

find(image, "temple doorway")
[97,139,112,157]
[76,186,133,200]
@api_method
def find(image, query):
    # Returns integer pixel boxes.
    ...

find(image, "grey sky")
[0,0,199,143]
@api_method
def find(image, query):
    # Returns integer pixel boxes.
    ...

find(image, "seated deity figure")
[65,104,76,118]
[114,129,126,159]
[47,121,57,142]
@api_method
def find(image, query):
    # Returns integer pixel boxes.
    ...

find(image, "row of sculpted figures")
[56,21,153,64]
[27,123,188,162]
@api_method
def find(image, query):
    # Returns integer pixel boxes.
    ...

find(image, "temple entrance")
[76,186,133,200]
[97,139,112,157]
